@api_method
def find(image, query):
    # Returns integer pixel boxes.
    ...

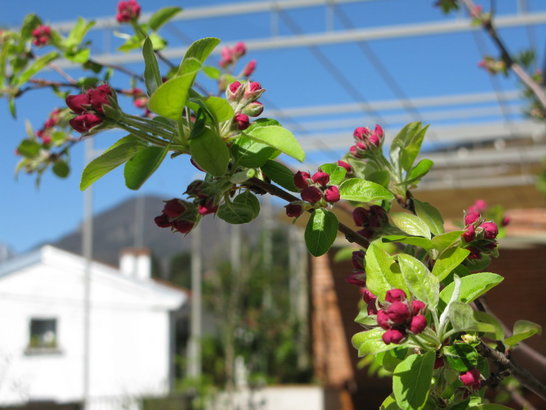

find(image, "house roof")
[0,245,187,310]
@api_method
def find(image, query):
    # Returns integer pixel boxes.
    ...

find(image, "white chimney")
[119,248,152,280]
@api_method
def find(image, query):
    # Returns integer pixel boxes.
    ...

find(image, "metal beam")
[423,145,546,167]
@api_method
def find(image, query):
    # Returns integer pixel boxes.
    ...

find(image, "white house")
[0,245,187,408]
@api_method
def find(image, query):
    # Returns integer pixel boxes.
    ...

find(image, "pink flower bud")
[382,329,405,344]
[66,93,91,114]
[311,171,330,186]
[198,200,218,216]
[465,211,480,226]
[233,113,250,130]
[154,213,171,228]
[367,304,378,315]
[473,200,487,212]
[351,250,364,271]
[69,113,103,133]
[409,315,427,334]
[352,207,368,227]
[242,101,264,117]
[233,42,247,58]
[173,220,194,234]
[337,160,352,172]
[87,85,113,113]
[163,199,185,218]
[459,369,481,390]
[377,310,390,330]
[411,300,426,315]
[31,25,52,46]
[369,205,388,227]
[385,289,406,303]
[227,81,243,101]
[242,59,256,77]
[353,126,371,141]
[462,224,476,242]
[345,273,365,287]
[362,289,376,306]
[220,46,234,66]
[44,118,57,129]
[480,221,498,240]
[357,228,374,239]
[293,171,310,190]
[501,216,510,227]
[349,145,359,157]
[301,186,323,203]
[116,0,141,23]
[133,97,148,109]
[243,81,263,100]
[386,301,410,324]
[467,246,481,260]
[285,203,303,218]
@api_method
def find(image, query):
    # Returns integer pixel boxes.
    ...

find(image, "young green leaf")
[245,125,305,162]
[355,308,378,327]
[382,235,433,250]
[365,240,408,300]
[392,351,435,410]
[148,7,182,31]
[65,17,95,49]
[405,159,433,185]
[124,145,168,190]
[352,328,397,357]
[339,178,394,202]
[189,128,229,177]
[202,65,222,79]
[397,254,439,308]
[432,247,470,281]
[414,199,444,236]
[13,52,59,87]
[439,273,504,308]
[505,320,542,347]
[304,209,338,257]
[389,122,428,172]
[142,37,162,95]
[431,231,463,254]
[261,160,299,192]
[390,213,431,238]
[473,311,505,341]
[447,301,476,332]
[217,191,260,224]
[17,139,41,159]
[318,163,347,186]
[442,344,479,372]
[204,96,234,122]
[231,135,279,167]
[177,37,220,74]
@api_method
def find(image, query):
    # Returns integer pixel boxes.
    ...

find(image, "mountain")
[52,195,276,273]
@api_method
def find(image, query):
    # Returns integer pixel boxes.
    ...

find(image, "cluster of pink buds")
[462,200,504,260]
[337,160,352,174]
[219,42,247,68]
[185,180,219,216]
[459,368,482,390]
[352,205,388,239]
[36,108,63,145]
[154,198,196,234]
[66,85,114,133]
[287,170,340,213]
[364,289,428,345]
[127,88,151,116]
[116,0,141,23]
[226,81,265,131]
[349,125,384,158]
[31,25,52,47]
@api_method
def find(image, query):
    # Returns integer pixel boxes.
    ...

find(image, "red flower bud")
[31,25,52,46]
[285,203,303,218]
[337,160,352,172]
[409,314,427,334]
[345,273,365,287]
[233,113,250,130]
[411,300,426,315]
[66,93,91,114]
[88,85,113,113]
[353,126,371,141]
[357,228,374,239]
[434,357,444,369]
[301,186,323,203]
[462,224,476,242]
[116,0,141,23]
[377,310,390,330]
[163,199,185,218]
[44,118,57,129]
[367,304,378,315]
[242,59,257,77]
[311,171,330,186]
[353,207,368,227]
[173,220,194,234]
[324,186,340,203]
[385,289,406,303]
[502,216,510,226]
[459,369,481,390]
[467,246,481,260]
[369,205,388,227]
[382,329,405,345]
[233,42,246,58]
[386,301,410,324]
[480,221,498,240]
[293,171,311,190]
[351,250,364,271]
[198,200,218,216]
[154,213,171,228]
[244,81,263,100]
[220,46,234,66]
[227,81,243,101]
[362,289,376,306]
[69,113,103,133]
[465,211,480,226]
[133,97,148,109]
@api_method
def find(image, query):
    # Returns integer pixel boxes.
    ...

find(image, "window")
[28,318,58,350]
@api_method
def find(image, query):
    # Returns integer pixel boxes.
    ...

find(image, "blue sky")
[1,0,546,253]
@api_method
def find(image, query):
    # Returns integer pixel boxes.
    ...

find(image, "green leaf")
[505,320,542,347]
[261,160,299,192]
[52,160,70,178]
[432,247,470,281]
[390,213,431,238]
[319,163,347,186]
[352,328,397,357]
[19,14,41,44]
[65,17,95,48]
[245,125,305,162]
[217,191,260,224]
[148,32,167,50]
[473,311,505,341]
[189,128,229,177]
[333,247,356,263]
[442,343,479,372]
[17,139,41,159]
[405,159,433,185]
[231,135,278,167]
[380,394,401,410]
[202,65,221,79]
[390,122,428,172]
[204,96,234,122]
[392,351,434,410]
[177,37,220,75]
[447,302,476,332]
[365,240,408,301]
[355,309,378,327]
[65,48,90,64]
[142,37,162,95]
[124,146,168,190]
[397,254,439,308]
[431,231,463,254]
[304,209,338,257]
[80,136,144,190]
[14,52,58,86]
[382,235,433,250]
[439,273,504,308]
[470,404,516,410]
[414,200,444,236]
[148,7,182,31]
[338,178,394,202]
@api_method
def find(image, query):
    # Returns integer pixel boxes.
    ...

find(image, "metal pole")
[188,223,202,378]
